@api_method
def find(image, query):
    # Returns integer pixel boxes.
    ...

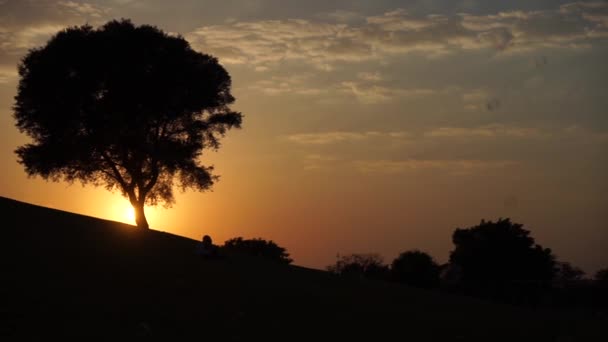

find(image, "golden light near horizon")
[124,205,135,223]
[108,199,158,226]
[105,200,135,225]
[97,193,174,230]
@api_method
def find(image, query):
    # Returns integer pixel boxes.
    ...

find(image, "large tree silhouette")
[449,218,556,287]
[13,20,241,229]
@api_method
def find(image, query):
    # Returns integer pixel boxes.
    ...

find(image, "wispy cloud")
[0,65,17,83]
[0,1,110,53]
[285,124,552,146]
[340,81,435,104]
[354,159,519,175]
[425,125,547,139]
[285,131,409,145]
[1,24,66,50]
[250,74,323,95]
[186,2,608,70]
[58,1,108,18]
[316,10,364,23]
[302,154,339,170]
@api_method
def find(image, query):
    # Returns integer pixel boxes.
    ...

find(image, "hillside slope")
[0,196,603,340]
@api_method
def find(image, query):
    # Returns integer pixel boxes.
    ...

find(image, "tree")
[449,218,556,287]
[222,237,293,264]
[391,250,440,288]
[327,253,389,281]
[595,268,608,287]
[555,262,585,285]
[13,20,241,229]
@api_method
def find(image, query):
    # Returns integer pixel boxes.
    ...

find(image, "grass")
[0,196,604,340]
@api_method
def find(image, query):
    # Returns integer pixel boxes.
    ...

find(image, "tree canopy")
[391,250,440,288]
[449,218,556,285]
[13,19,241,228]
[595,268,608,286]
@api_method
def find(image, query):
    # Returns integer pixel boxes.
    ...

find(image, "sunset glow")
[124,205,135,224]
[0,0,606,274]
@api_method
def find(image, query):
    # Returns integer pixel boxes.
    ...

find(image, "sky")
[0,0,607,273]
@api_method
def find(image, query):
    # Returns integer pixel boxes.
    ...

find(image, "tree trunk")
[132,201,149,229]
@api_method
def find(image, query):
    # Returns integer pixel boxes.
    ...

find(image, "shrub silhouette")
[449,218,556,303]
[222,237,293,264]
[595,268,608,287]
[327,253,389,281]
[554,262,585,286]
[13,19,241,229]
[391,250,440,288]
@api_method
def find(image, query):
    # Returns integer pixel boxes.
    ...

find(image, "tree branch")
[101,152,129,192]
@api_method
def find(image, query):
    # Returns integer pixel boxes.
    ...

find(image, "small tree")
[13,20,242,229]
[391,250,440,288]
[222,237,293,264]
[327,253,389,281]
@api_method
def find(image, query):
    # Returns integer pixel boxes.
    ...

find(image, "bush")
[595,268,608,287]
[222,237,292,264]
[391,250,440,288]
[327,253,389,281]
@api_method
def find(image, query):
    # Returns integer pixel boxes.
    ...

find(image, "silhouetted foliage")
[554,262,585,286]
[222,237,292,264]
[391,250,440,288]
[13,19,242,229]
[327,253,389,281]
[595,268,608,287]
[449,218,556,303]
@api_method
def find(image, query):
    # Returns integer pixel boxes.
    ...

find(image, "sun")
[124,205,135,223]
[107,198,160,227]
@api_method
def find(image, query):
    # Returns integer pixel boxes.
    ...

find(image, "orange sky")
[1,0,607,273]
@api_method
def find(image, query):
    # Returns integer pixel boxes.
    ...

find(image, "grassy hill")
[0,196,604,340]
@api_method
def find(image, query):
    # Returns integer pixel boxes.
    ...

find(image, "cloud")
[1,24,66,51]
[57,1,108,18]
[477,27,514,51]
[286,124,552,147]
[186,19,365,68]
[462,89,489,102]
[302,154,338,170]
[251,71,436,103]
[425,125,547,139]
[357,71,382,81]
[461,89,502,112]
[0,64,17,83]
[317,10,364,23]
[341,81,435,104]
[185,2,608,70]
[366,9,445,31]
[354,159,519,174]
[287,125,605,173]
[285,131,409,145]
[250,74,325,95]
[0,1,110,53]
[563,125,608,144]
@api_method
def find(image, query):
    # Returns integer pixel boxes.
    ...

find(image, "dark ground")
[1,196,605,341]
